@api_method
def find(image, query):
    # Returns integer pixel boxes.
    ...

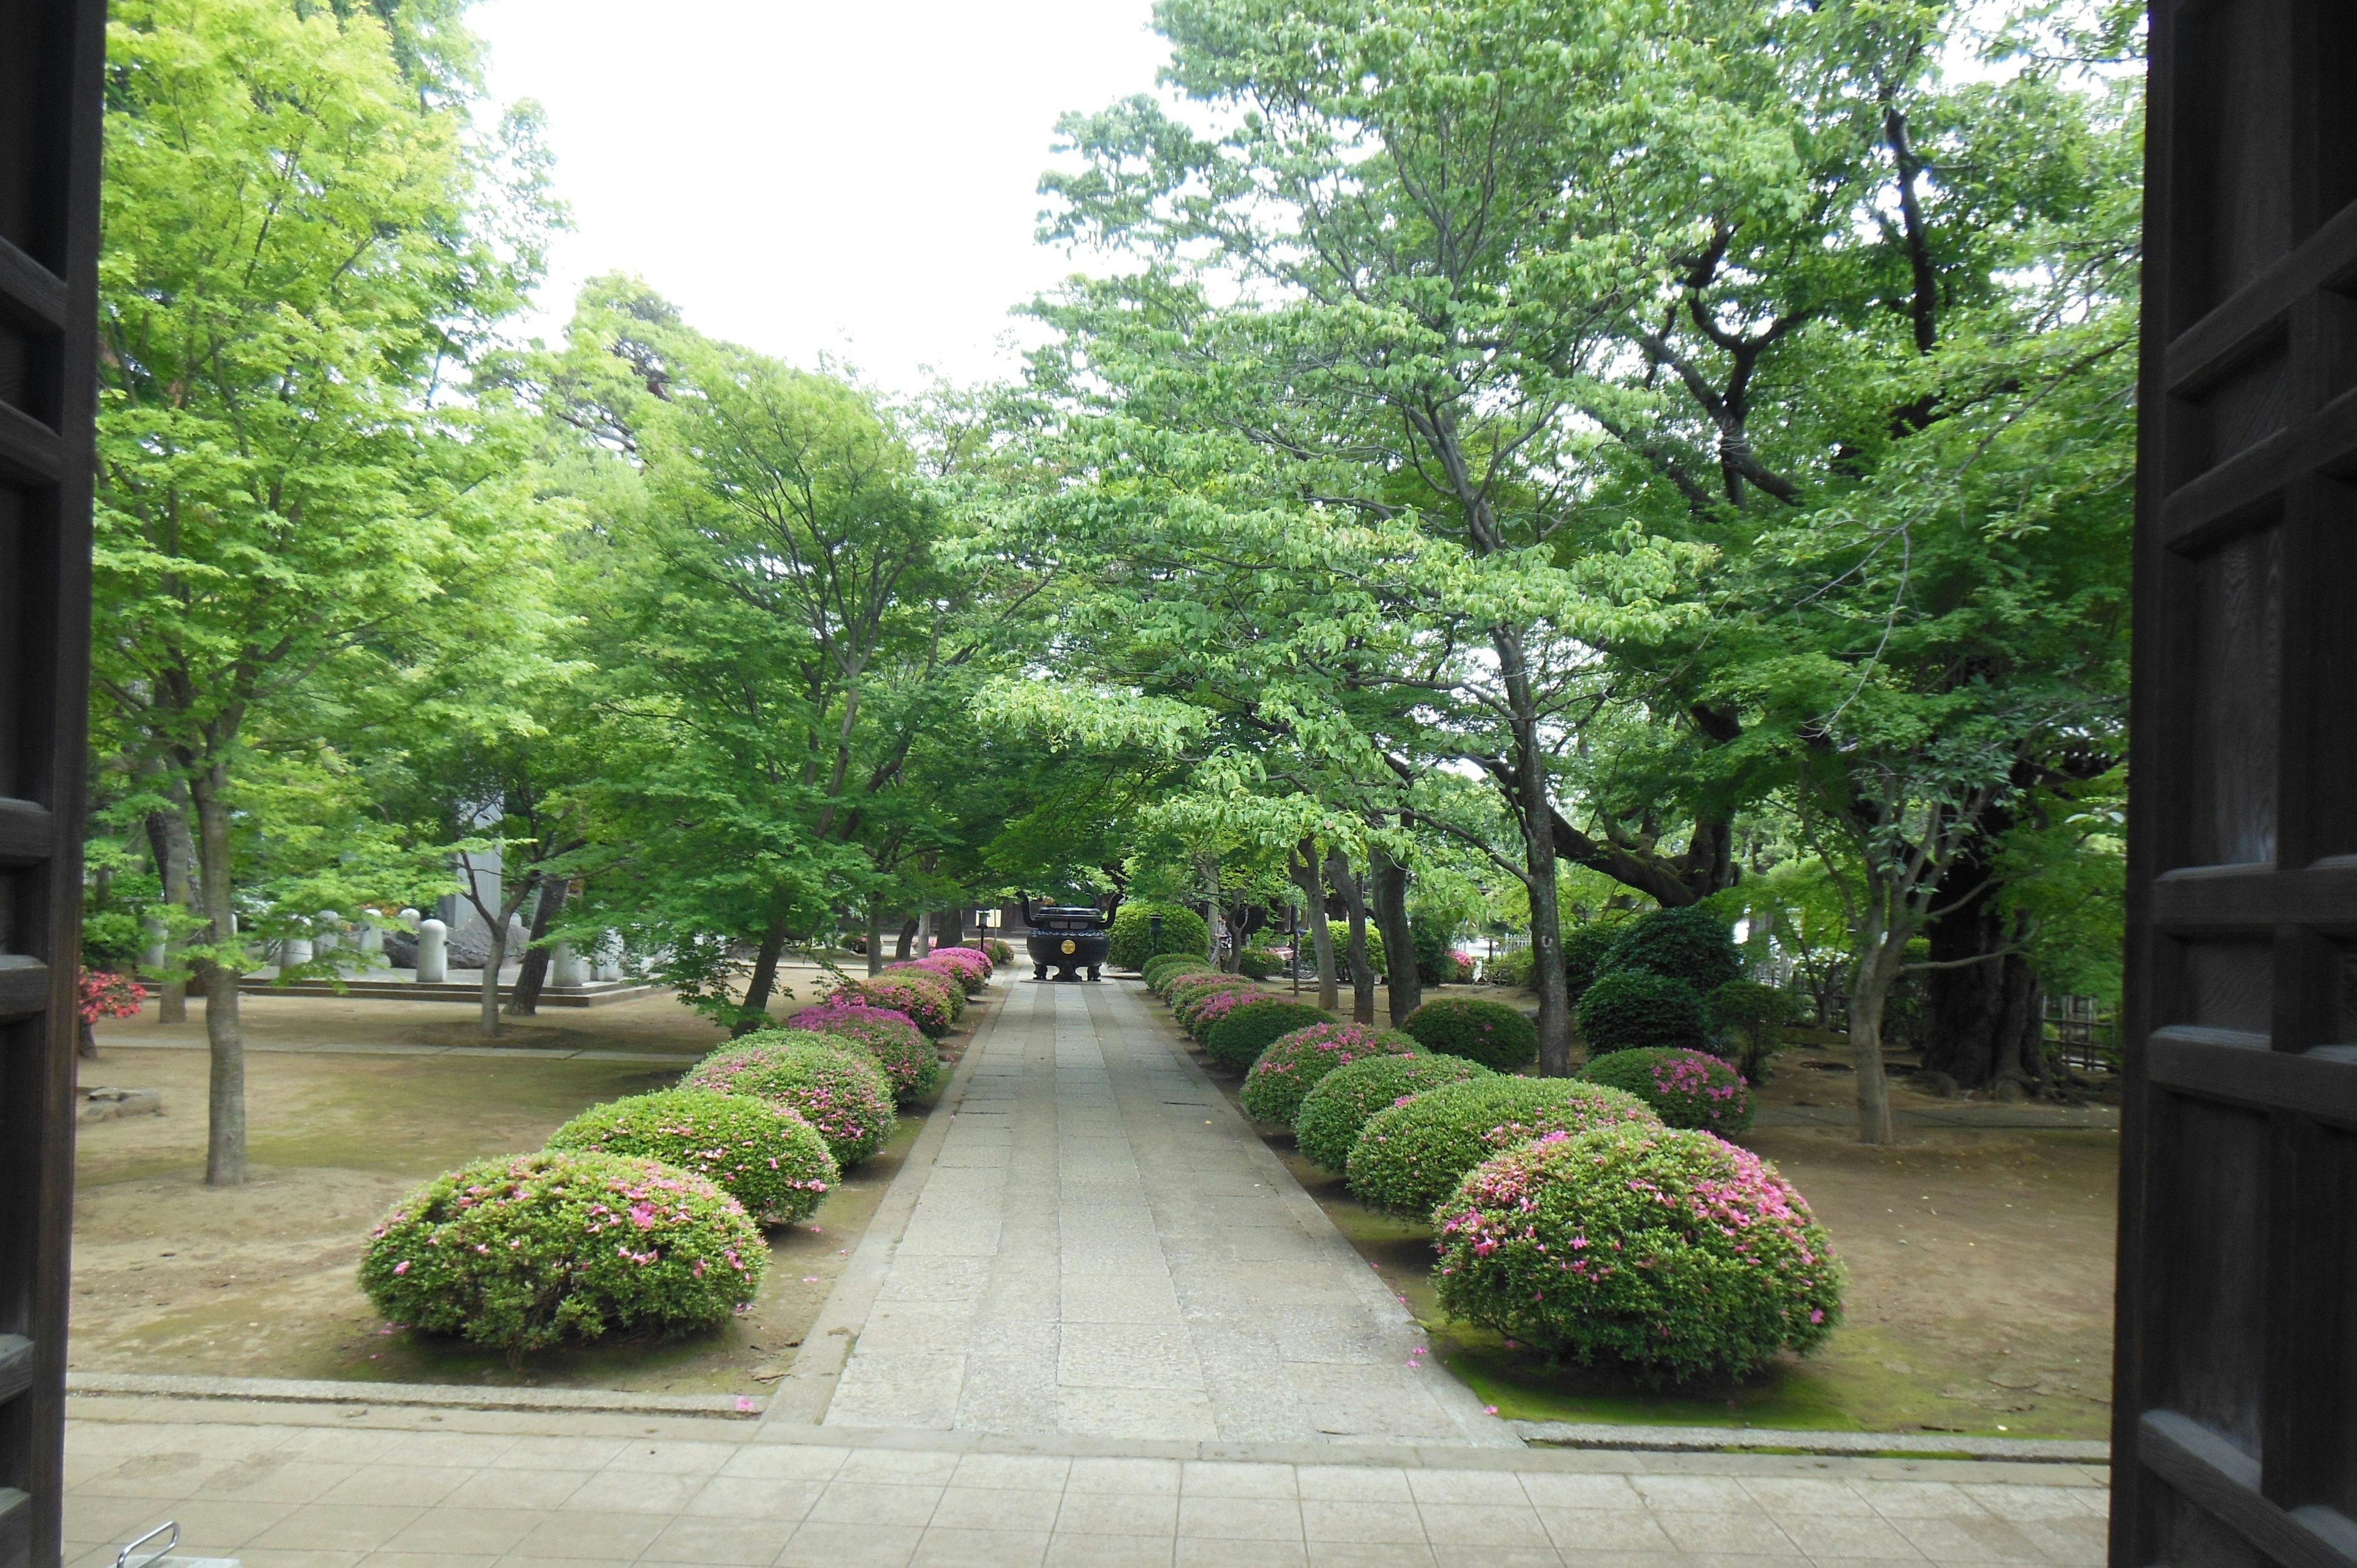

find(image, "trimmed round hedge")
[1109,902,1212,970]
[1401,997,1539,1071]
[776,1005,942,1102]
[546,1087,838,1224]
[932,943,996,977]
[883,962,966,1022]
[684,1039,899,1167]
[914,950,988,996]
[1600,906,1742,995]
[1576,969,1708,1054]
[1144,954,1213,994]
[1433,1124,1843,1383]
[1346,1076,1660,1218]
[1292,1054,1494,1173]
[360,1150,765,1359]
[1201,998,1334,1072]
[842,973,955,1037]
[1169,975,1258,1030]
[1328,921,1387,979]
[1240,1022,1422,1126]
[1576,1046,1753,1135]
[985,937,1015,966]
[1562,919,1629,1005]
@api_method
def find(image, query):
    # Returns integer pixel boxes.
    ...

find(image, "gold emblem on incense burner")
[1061,939,1077,954]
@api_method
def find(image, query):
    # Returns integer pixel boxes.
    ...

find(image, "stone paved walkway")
[800,979,1507,1446]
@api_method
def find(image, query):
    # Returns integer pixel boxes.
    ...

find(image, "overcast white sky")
[470,0,1168,394]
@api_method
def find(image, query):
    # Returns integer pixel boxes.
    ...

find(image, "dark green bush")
[1705,980,1798,1082]
[1562,919,1630,1004]
[361,1151,764,1361]
[1433,1125,1844,1383]
[546,1087,839,1222]
[1346,1076,1660,1218]
[1576,1046,1754,1135]
[1327,920,1386,979]
[1144,954,1212,993]
[1483,946,1533,987]
[1601,906,1742,994]
[1109,902,1211,971]
[1411,919,1453,984]
[1239,946,1283,979]
[1576,969,1708,1055]
[1293,1054,1493,1172]
[1201,998,1333,1071]
[1400,997,1539,1071]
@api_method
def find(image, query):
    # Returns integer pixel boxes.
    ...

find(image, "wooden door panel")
[0,0,101,1561]
[2121,2,2357,1566]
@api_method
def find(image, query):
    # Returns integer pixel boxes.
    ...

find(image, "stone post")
[143,914,168,974]
[416,919,448,984]
[551,941,587,988]
[313,910,341,958]
[279,933,314,968]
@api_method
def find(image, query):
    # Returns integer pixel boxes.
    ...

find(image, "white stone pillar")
[416,919,448,984]
[313,910,341,957]
[552,941,587,988]
[143,915,168,973]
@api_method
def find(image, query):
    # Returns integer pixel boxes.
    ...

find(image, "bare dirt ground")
[1170,980,2119,1440]
[72,981,975,1394]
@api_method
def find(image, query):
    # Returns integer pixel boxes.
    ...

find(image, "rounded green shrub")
[546,1087,839,1224]
[1576,969,1708,1054]
[881,962,965,1023]
[772,1008,942,1102]
[1562,919,1630,1005]
[1411,919,1455,985]
[1239,1022,1420,1126]
[985,937,1015,966]
[1483,946,1533,987]
[1327,921,1386,979]
[1292,1054,1494,1173]
[1400,997,1539,1072]
[1433,1124,1844,1383]
[1168,974,1258,1029]
[1200,998,1334,1072]
[1705,980,1798,1082]
[1238,945,1282,980]
[1109,902,1212,971]
[1576,1046,1754,1136]
[361,1151,765,1360]
[1601,906,1742,995]
[684,1039,899,1167]
[1346,1076,1660,1218]
[1145,954,1213,994]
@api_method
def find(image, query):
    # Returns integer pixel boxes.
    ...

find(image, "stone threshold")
[1512,1418,2108,1464]
[66,1371,754,1420]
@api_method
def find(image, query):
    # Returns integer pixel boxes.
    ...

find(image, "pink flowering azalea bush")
[1200,998,1333,1071]
[1293,1054,1494,1172]
[686,1039,899,1166]
[1433,1124,1844,1383]
[922,946,993,992]
[1240,1023,1421,1126]
[1347,1075,1660,1218]
[882,961,966,1022]
[545,1087,838,1224]
[1577,1047,1753,1136]
[360,1150,765,1362]
[1166,974,1256,1029]
[774,1006,942,1101]
[839,973,955,1037]
[79,968,147,1024]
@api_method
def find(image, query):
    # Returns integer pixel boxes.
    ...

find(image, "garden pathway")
[792,977,1514,1446]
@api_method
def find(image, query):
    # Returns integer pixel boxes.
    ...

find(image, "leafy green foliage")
[1576,1048,1754,1137]
[1400,998,1539,1072]
[1239,1023,1422,1126]
[1411,920,1455,986]
[1576,971,1709,1056]
[1562,921,1629,1005]
[1601,909,1743,997]
[545,1089,838,1224]
[1144,954,1215,993]
[1347,1077,1660,1218]
[1292,1054,1495,1174]
[1201,1000,1333,1071]
[361,1152,764,1361]
[1109,902,1212,970]
[1702,981,1798,1083]
[684,1040,899,1167]
[1434,1126,1843,1383]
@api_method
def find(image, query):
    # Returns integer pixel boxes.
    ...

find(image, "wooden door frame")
[0,0,104,1560]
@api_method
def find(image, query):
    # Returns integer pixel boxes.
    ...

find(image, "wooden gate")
[0,0,103,1560]
[2116,3,2357,1566]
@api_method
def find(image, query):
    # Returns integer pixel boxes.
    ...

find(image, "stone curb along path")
[768,975,1517,1447]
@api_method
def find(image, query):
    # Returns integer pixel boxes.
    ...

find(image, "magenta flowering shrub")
[1433,1124,1844,1383]
[686,1039,899,1166]
[546,1088,838,1224]
[839,973,954,1037]
[1240,1023,1421,1126]
[881,962,966,1022]
[1292,1054,1495,1172]
[1185,987,1264,1039]
[1347,1076,1660,1218]
[1577,1047,1753,1135]
[1167,974,1256,1029]
[925,946,994,988]
[775,1006,942,1101]
[360,1151,765,1361]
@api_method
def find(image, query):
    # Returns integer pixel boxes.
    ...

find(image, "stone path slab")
[799,979,1510,1447]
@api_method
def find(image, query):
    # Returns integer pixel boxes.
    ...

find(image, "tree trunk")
[478,920,507,1038]
[1327,847,1376,1025]
[737,922,789,1034]
[1848,903,1905,1145]
[866,905,886,976]
[1497,630,1573,1076]
[894,918,917,961]
[1923,845,2051,1095]
[506,878,568,1016]
[1293,846,1337,1011]
[916,910,933,956]
[939,907,964,948]
[144,804,196,1024]
[1369,843,1420,1025]
[192,771,247,1186]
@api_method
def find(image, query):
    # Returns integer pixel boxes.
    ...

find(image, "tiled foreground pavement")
[61,977,2109,1564]
[63,1398,2108,1567]
[795,978,1507,1445]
